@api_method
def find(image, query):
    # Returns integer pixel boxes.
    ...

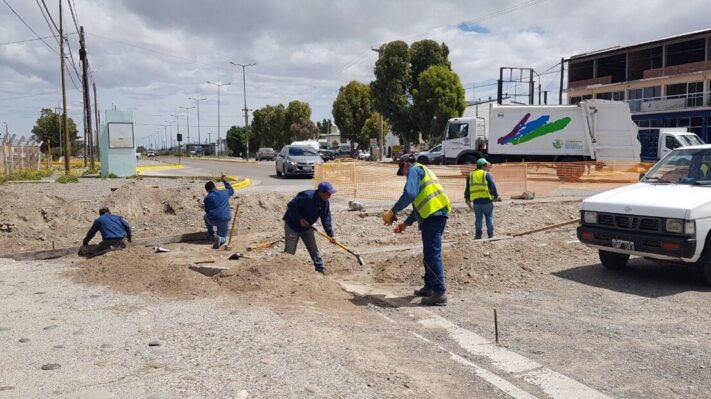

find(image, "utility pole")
[79,26,94,170]
[207,132,212,154]
[172,114,183,156]
[207,81,230,158]
[230,62,256,160]
[559,57,565,105]
[178,106,195,146]
[59,0,70,175]
[379,113,384,161]
[189,97,207,150]
[93,81,100,160]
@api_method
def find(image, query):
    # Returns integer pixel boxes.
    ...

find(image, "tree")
[413,65,466,143]
[252,104,287,149]
[332,81,374,149]
[317,118,333,134]
[31,108,78,157]
[370,39,457,144]
[226,125,247,156]
[285,100,311,129]
[289,119,319,140]
[361,113,390,148]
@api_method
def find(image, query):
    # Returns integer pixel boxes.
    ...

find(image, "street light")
[206,81,231,158]
[188,97,207,151]
[178,106,195,146]
[230,62,256,160]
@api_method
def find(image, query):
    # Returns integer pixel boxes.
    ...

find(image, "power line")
[2,0,59,55]
[0,32,76,46]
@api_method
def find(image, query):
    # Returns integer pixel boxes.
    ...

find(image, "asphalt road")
[160,156,314,193]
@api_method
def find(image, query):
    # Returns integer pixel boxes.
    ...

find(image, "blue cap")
[317,181,337,194]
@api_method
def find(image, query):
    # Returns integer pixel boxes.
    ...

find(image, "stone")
[53,345,64,349]
[146,361,167,369]
[0,386,15,391]
[234,390,249,399]
[148,341,161,347]
[44,325,59,330]
[100,344,113,349]
[19,338,30,343]
[41,363,61,371]
[304,385,320,394]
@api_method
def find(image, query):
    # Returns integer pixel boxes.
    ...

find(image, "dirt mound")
[235,193,292,234]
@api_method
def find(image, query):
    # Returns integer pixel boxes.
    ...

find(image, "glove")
[382,209,396,226]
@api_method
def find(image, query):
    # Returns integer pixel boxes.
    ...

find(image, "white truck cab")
[639,128,703,161]
[578,144,711,283]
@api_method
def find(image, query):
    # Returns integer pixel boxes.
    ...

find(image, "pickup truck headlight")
[583,211,597,224]
[685,221,696,235]
[665,219,683,233]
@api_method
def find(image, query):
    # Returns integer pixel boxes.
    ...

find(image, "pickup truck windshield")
[642,148,711,186]
[680,134,704,146]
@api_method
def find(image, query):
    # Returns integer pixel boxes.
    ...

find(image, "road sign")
[177,133,183,142]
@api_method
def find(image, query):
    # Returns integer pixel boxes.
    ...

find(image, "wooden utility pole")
[59,0,71,175]
[79,26,94,170]
[93,82,99,160]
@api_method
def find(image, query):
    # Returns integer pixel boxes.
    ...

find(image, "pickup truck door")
[659,134,682,159]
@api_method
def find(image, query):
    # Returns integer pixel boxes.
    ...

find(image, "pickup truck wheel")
[599,250,629,270]
[417,156,429,165]
[697,239,711,285]
[459,154,478,164]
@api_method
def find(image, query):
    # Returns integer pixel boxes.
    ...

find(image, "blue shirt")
[283,190,334,237]
[464,169,499,204]
[204,180,235,221]
[392,164,449,226]
[84,213,131,243]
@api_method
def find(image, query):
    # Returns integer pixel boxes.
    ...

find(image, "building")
[566,29,711,140]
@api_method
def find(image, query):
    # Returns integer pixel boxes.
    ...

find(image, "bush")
[0,169,54,184]
[55,174,79,184]
[82,168,100,176]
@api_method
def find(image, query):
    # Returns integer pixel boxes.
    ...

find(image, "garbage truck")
[442,100,641,180]
[638,128,704,161]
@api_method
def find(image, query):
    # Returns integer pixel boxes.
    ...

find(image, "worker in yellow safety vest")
[382,154,451,306]
[465,158,501,239]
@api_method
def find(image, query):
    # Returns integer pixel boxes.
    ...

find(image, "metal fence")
[1,134,43,175]
[314,160,654,203]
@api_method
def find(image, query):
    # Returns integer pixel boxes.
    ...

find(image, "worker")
[204,174,235,249]
[282,181,337,274]
[465,158,501,240]
[383,154,451,306]
[81,207,132,256]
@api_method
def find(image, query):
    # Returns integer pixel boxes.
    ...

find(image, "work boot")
[212,235,223,249]
[413,286,433,297]
[421,292,447,306]
[315,267,328,275]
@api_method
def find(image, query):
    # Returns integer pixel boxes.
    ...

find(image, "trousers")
[421,216,447,293]
[284,223,324,270]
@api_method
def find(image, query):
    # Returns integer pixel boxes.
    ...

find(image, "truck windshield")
[446,122,468,139]
[642,148,711,186]
[679,134,703,146]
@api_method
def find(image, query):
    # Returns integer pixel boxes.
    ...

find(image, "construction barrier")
[1,134,42,176]
[314,160,656,203]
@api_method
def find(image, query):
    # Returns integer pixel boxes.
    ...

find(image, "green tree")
[317,118,333,134]
[226,125,247,156]
[285,100,311,129]
[332,81,374,149]
[289,119,319,140]
[370,39,456,144]
[252,104,287,149]
[31,108,79,157]
[413,65,466,143]
[360,113,390,147]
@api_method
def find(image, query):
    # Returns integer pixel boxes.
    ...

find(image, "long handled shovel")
[224,203,240,250]
[312,226,365,266]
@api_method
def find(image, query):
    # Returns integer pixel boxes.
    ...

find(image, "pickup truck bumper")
[577,225,696,259]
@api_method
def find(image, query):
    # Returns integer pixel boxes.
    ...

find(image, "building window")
[569,96,582,105]
[597,53,627,83]
[666,38,706,66]
[569,60,594,82]
[596,92,612,100]
[666,81,704,107]
[628,46,663,80]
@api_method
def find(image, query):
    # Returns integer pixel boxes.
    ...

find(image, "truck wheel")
[697,239,711,285]
[459,154,478,164]
[556,158,585,182]
[417,156,429,165]
[599,250,629,270]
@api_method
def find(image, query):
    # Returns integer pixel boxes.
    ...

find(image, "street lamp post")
[230,62,256,160]
[206,81,231,158]
[188,97,207,153]
[172,114,184,163]
[179,106,195,148]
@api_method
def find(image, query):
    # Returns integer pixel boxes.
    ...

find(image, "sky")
[0,0,709,149]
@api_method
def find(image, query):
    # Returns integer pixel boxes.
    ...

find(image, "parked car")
[147,151,157,157]
[335,144,352,158]
[357,149,370,160]
[275,145,323,177]
[319,149,335,162]
[256,147,276,161]
[416,144,443,165]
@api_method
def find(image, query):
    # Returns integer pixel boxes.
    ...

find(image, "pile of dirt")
[234,193,292,234]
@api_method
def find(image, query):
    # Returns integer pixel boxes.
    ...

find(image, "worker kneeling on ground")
[204,174,235,249]
[384,154,451,306]
[465,158,501,239]
[81,207,132,256]
[282,181,337,274]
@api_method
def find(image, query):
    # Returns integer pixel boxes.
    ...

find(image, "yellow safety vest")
[412,163,452,219]
[469,169,493,201]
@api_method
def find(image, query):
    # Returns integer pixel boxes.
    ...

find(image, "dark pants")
[81,238,126,257]
[284,223,324,270]
[474,201,494,239]
[421,216,447,294]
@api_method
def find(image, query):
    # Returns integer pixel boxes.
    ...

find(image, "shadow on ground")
[349,293,421,308]
[553,258,710,298]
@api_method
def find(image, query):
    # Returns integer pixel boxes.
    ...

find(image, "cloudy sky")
[0,0,709,148]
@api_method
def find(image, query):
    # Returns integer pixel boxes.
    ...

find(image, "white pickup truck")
[577,144,711,283]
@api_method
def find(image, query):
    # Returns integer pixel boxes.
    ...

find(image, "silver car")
[416,144,443,165]
[275,145,323,177]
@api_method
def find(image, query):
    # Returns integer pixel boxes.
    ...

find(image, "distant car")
[147,151,157,158]
[276,145,323,177]
[319,149,335,162]
[256,147,276,161]
[416,144,443,165]
[357,149,370,160]
[335,144,352,158]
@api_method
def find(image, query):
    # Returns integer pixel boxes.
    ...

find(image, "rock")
[0,223,15,232]
[146,361,167,369]
[304,385,320,394]
[0,386,15,391]
[41,363,61,371]
[19,338,30,343]
[53,345,64,349]
[234,390,249,399]
[100,344,113,349]
[44,325,59,330]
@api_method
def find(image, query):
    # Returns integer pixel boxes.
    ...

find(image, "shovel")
[311,226,365,266]
[224,203,240,251]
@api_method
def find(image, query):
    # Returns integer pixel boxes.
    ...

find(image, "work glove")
[382,209,396,226]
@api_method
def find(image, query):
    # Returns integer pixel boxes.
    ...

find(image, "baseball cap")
[397,153,416,176]
[476,158,490,166]
[317,181,337,194]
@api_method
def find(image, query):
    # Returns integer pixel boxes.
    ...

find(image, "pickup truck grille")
[595,212,661,232]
